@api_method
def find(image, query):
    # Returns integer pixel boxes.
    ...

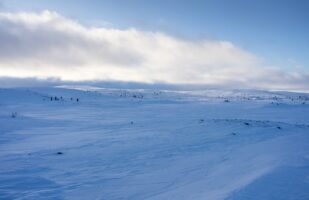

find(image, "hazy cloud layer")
[0,10,308,91]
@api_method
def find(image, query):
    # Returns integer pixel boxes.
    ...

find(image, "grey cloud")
[0,10,308,92]
[0,12,142,68]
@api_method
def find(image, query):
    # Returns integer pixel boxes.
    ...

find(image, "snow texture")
[0,86,309,199]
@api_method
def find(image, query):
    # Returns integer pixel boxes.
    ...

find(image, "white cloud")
[0,10,308,91]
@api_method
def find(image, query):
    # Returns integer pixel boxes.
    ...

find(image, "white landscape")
[0,86,308,199]
[1,1,309,199]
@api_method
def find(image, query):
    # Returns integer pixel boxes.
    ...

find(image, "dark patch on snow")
[11,112,17,118]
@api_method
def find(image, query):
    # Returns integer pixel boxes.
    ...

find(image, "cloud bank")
[0,10,308,91]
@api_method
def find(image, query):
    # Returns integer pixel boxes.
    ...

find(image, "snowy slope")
[0,87,308,200]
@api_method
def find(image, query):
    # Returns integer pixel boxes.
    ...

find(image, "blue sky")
[0,0,308,90]
[1,0,308,70]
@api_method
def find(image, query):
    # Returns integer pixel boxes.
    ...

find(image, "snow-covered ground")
[0,86,309,200]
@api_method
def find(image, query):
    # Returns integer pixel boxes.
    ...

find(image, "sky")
[0,0,308,91]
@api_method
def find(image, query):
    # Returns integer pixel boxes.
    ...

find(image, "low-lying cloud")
[0,10,308,91]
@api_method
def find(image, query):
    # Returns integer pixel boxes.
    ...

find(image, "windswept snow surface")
[0,86,309,200]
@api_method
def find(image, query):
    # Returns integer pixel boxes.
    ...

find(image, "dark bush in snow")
[11,112,17,118]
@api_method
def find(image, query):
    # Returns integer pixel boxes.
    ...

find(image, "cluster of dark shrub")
[119,91,144,99]
[50,96,63,101]
[49,96,79,102]
[132,94,144,99]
